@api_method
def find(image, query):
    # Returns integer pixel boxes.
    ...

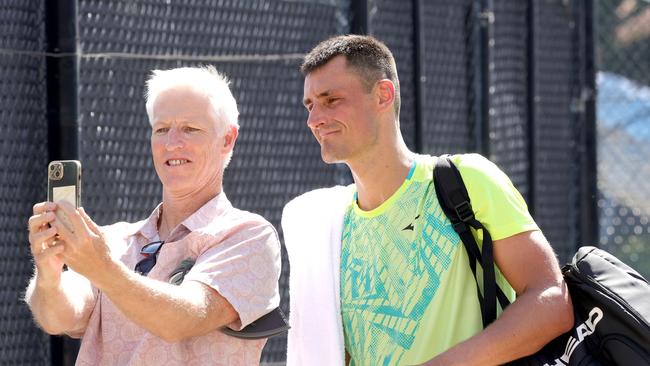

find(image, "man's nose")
[306,106,325,130]
[165,128,184,150]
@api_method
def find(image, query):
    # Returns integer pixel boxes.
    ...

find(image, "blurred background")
[596,0,650,279]
[0,0,647,365]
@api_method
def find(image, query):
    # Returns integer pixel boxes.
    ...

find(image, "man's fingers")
[55,201,83,235]
[27,211,55,233]
[50,217,76,244]
[34,242,65,262]
[78,208,101,236]
[32,201,57,215]
[50,203,79,244]
[29,226,58,253]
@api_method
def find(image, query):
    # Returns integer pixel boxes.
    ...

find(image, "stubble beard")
[319,141,347,164]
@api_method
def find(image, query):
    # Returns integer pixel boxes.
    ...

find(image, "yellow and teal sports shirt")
[340,154,539,366]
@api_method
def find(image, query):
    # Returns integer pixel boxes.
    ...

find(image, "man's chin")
[321,151,344,165]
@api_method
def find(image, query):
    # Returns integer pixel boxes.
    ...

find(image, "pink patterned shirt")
[73,193,281,365]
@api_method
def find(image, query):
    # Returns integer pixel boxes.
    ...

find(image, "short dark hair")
[301,35,401,117]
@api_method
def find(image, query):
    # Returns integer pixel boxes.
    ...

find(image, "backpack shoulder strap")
[433,154,510,327]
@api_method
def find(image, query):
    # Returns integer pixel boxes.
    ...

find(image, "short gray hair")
[145,65,239,135]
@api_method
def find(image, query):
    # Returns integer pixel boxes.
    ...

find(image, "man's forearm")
[426,285,573,366]
[90,259,237,342]
[49,203,238,342]
[25,271,93,335]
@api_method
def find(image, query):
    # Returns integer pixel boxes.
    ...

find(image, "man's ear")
[375,79,396,112]
[221,125,238,153]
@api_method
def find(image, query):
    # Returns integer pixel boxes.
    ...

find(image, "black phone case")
[47,160,81,207]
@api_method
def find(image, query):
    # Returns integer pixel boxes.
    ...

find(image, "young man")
[26,66,281,365]
[282,35,573,366]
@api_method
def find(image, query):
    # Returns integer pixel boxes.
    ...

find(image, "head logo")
[543,307,603,366]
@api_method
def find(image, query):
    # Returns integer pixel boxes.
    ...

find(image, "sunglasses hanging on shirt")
[134,240,165,276]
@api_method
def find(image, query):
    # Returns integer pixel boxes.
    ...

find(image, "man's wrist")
[34,269,62,290]
[90,258,130,295]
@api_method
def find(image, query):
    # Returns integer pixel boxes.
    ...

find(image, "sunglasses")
[134,240,165,276]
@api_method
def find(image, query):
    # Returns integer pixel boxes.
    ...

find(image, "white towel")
[281,185,354,366]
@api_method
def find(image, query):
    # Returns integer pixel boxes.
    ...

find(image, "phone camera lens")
[50,164,63,180]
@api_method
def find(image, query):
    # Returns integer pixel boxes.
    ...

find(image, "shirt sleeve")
[183,219,282,330]
[62,269,100,338]
[451,153,539,241]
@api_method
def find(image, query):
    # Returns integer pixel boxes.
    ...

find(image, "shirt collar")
[182,192,232,232]
[135,202,164,241]
[130,193,231,240]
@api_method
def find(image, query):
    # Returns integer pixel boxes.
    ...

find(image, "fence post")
[351,0,368,35]
[45,0,80,365]
[412,0,424,153]
[475,0,493,157]
[526,0,537,216]
[46,0,79,161]
[578,0,598,247]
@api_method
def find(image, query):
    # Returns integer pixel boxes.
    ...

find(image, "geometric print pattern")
[341,175,460,366]
[74,194,280,365]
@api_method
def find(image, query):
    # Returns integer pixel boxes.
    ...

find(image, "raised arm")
[25,202,96,335]
[88,262,239,342]
[51,202,279,342]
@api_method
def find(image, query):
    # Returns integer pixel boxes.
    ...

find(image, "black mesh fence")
[419,0,477,155]
[0,0,51,365]
[489,0,529,198]
[596,0,650,278]
[0,0,598,364]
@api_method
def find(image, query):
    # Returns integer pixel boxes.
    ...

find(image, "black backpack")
[433,155,650,365]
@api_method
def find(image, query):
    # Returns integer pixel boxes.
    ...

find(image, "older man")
[25,66,281,365]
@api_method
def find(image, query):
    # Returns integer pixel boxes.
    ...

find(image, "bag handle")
[433,155,510,327]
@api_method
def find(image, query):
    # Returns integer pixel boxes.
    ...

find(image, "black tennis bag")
[434,156,650,365]
[516,247,650,365]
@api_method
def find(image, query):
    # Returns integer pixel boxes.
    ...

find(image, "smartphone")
[47,160,81,232]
